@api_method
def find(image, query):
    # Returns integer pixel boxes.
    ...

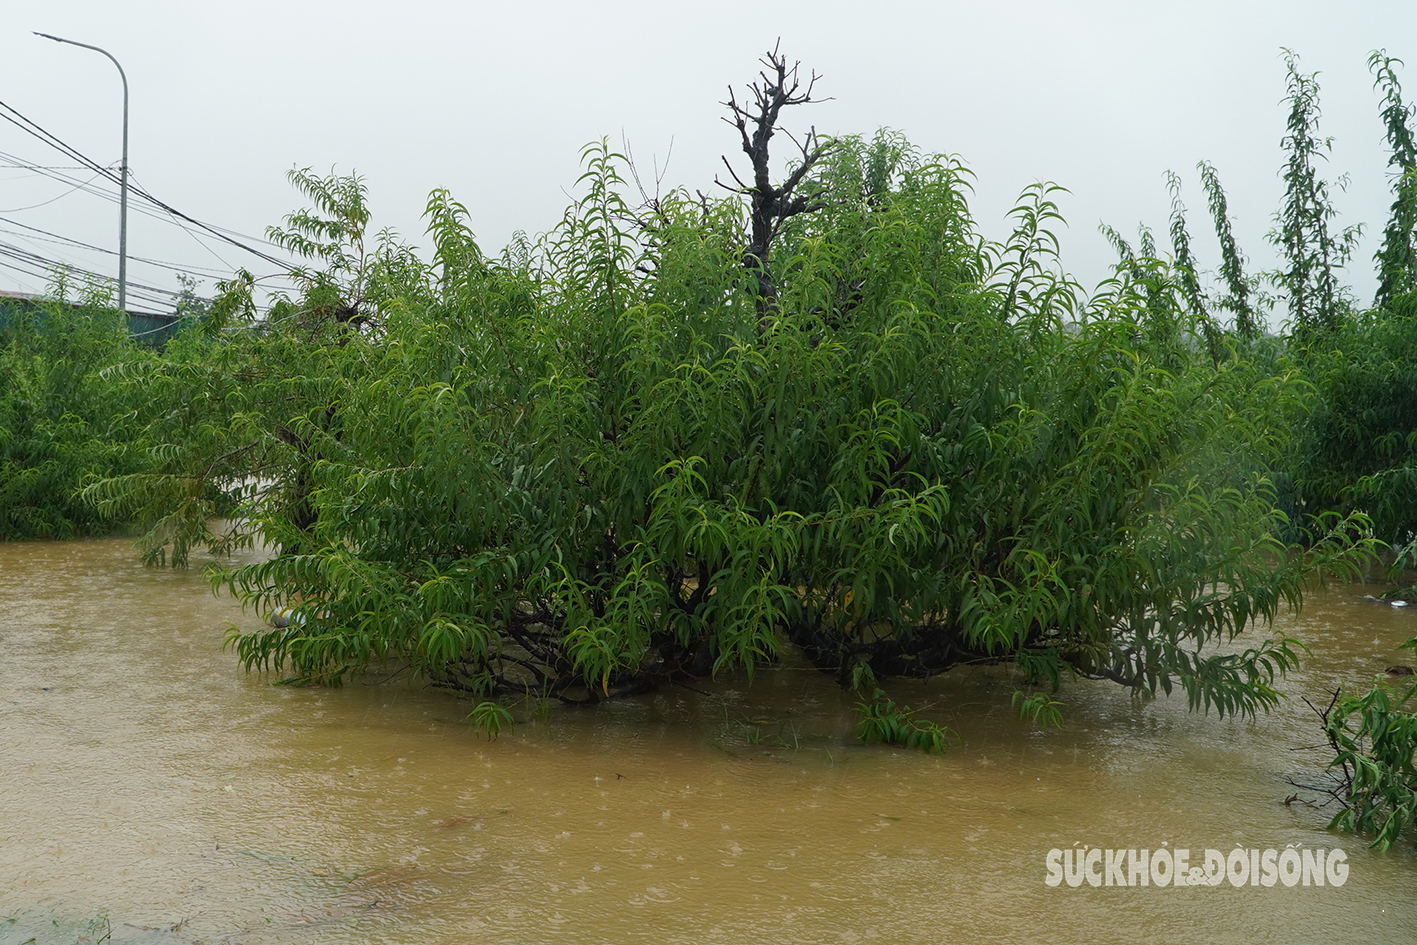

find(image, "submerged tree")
[1271,50,1360,340]
[1197,161,1261,340]
[83,168,430,564]
[1276,53,1417,555]
[0,278,158,539]
[1318,645,1417,851]
[1279,50,1417,853]
[90,48,1375,747]
[1370,51,1417,310]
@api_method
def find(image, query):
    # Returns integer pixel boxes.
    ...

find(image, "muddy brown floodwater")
[3,538,1417,944]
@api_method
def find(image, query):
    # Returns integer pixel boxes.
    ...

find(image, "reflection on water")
[2,538,1416,943]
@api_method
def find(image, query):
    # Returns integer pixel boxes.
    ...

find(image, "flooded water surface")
[3,538,1417,943]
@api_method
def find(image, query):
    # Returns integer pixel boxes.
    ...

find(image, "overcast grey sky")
[2,0,1414,324]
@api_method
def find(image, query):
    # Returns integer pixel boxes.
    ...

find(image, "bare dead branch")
[718,155,752,192]
[715,42,833,329]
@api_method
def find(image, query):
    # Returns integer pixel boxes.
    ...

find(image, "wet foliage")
[94,142,1369,728]
[27,45,1416,797]
[1314,654,1417,851]
[1278,51,1417,851]
[0,279,158,538]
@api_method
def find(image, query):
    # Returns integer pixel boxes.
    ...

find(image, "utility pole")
[34,32,128,311]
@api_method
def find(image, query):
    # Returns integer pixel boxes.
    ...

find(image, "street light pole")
[34,32,129,312]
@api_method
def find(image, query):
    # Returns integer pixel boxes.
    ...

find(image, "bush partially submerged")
[1,292,156,539]
[97,134,1371,723]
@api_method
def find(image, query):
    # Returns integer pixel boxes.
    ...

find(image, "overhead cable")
[0,98,297,272]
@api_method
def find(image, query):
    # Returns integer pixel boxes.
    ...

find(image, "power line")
[0,215,239,278]
[0,254,178,310]
[0,219,289,314]
[0,171,108,212]
[0,104,106,180]
[0,152,292,269]
[0,231,287,315]
[0,239,179,299]
[0,250,176,308]
[0,149,96,170]
[0,148,279,277]
[1,152,171,224]
[0,154,300,310]
[0,98,297,273]
[122,169,244,276]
